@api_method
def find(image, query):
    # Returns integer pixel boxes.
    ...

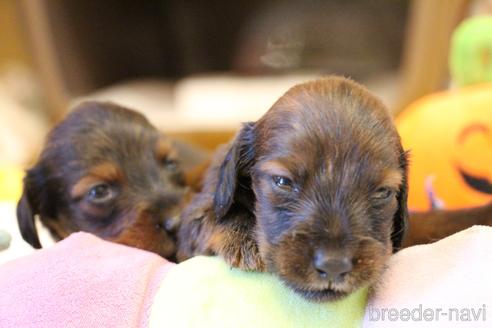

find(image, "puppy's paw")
[225,238,265,271]
[210,229,265,271]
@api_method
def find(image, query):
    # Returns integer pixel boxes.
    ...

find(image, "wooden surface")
[18,0,69,122]
[395,0,470,115]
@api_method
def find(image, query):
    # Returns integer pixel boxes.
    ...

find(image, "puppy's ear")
[16,166,44,249]
[391,148,409,252]
[213,122,256,219]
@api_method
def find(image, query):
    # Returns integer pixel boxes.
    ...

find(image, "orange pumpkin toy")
[397,83,492,211]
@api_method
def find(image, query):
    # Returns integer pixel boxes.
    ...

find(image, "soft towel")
[363,226,492,327]
[149,256,367,328]
[0,232,367,328]
[0,232,173,328]
[2,227,492,327]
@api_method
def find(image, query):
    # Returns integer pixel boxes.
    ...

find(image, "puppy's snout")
[313,250,353,280]
[145,194,182,233]
[163,216,180,233]
[147,193,182,213]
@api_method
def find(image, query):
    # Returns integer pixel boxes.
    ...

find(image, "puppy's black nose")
[313,250,352,280]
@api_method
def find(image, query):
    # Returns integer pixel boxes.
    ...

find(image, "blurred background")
[1,0,491,211]
[0,0,468,157]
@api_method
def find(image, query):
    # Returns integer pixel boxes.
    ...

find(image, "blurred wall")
[0,0,30,67]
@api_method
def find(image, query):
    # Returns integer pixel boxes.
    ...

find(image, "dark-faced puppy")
[17,101,188,258]
[177,77,408,301]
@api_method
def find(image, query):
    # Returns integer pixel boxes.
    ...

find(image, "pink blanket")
[2,227,492,327]
[0,232,174,328]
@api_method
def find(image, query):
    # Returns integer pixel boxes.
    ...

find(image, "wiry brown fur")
[17,101,193,259]
[177,77,408,302]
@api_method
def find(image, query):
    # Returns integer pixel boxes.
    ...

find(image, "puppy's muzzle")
[163,215,180,233]
[313,250,353,281]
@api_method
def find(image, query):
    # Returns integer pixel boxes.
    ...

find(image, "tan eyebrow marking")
[91,162,123,181]
[381,169,403,189]
[257,161,292,178]
[70,162,123,198]
[155,137,178,160]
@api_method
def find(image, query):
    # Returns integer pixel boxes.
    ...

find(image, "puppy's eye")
[86,184,116,204]
[161,158,179,171]
[273,176,297,191]
[372,187,394,200]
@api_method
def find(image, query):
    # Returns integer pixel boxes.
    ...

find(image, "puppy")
[17,101,192,259]
[177,77,408,302]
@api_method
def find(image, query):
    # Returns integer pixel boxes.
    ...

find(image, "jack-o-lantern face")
[397,84,492,211]
[454,123,492,195]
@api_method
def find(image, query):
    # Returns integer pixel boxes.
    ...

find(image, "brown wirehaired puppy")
[17,101,191,259]
[177,77,408,301]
